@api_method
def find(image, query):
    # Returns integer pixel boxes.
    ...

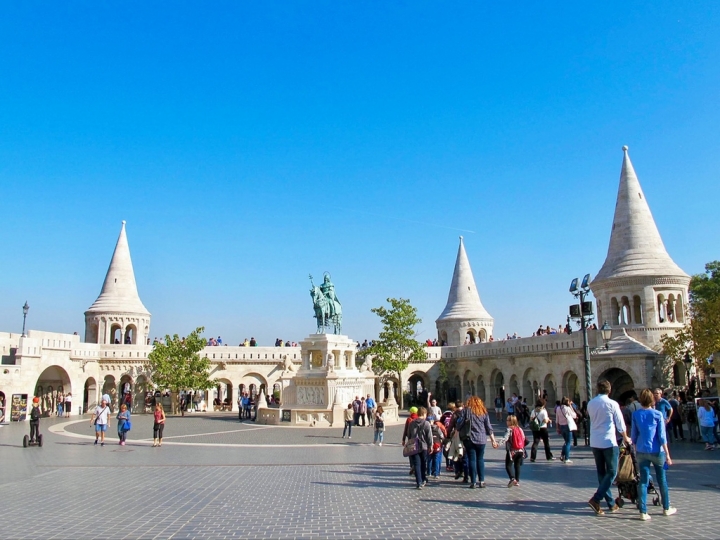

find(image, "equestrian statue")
[309,273,343,334]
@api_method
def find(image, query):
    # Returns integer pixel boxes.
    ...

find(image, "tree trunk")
[398,373,404,410]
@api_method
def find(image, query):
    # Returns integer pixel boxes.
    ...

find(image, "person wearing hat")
[91,397,111,446]
[29,396,41,443]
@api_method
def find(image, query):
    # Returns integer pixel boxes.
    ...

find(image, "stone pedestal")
[257,333,376,426]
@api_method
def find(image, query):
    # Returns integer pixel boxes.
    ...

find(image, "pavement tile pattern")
[1,413,718,539]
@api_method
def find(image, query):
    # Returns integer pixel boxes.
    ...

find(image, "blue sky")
[1,2,718,345]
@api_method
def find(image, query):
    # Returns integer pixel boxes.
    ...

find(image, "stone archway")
[476,375,486,402]
[83,377,98,413]
[543,374,557,408]
[562,370,581,404]
[508,375,520,398]
[134,375,148,413]
[599,367,636,403]
[492,370,505,402]
[102,375,118,411]
[522,368,536,403]
[35,365,71,416]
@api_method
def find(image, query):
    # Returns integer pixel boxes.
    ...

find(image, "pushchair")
[615,442,660,508]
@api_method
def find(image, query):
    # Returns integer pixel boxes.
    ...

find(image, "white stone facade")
[0,148,690,423]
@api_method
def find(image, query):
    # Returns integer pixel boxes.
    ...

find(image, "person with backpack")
[441,404,456,471]
[529,399,554,461]
[428,417,447,479]
[406,407,433,490]
[500,415,526,487]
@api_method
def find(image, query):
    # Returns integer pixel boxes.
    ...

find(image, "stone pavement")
[0,413,718,539]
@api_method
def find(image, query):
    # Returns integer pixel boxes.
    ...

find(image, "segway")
[23,433,43,448]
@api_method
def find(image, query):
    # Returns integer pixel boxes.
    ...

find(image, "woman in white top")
[64,393,72,418]
[556,396,578,463]
[529,400,554,461]
[698,400,718,450]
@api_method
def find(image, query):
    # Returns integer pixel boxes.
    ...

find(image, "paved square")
[1,414,718,539]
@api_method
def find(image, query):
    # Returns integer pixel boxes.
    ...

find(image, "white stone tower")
[84,221,151,345]
[591,146,689,350]
[436,236,494,346]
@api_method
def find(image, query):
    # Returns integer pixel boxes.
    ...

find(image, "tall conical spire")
[437,237,493,322]
[594,146,688,282]
[86,221,149,314]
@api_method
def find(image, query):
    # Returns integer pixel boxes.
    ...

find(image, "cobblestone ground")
[1,413,718,539]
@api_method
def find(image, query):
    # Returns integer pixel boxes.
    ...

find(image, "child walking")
[501,415,526,487]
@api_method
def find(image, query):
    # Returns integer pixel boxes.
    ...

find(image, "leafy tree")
[365,298,426,409]
[662,261,720,383]
[148,326,215,413]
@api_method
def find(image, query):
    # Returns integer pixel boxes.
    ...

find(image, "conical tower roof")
[436,237,493,322]
[594,146,688,283]
[86,221,150,315]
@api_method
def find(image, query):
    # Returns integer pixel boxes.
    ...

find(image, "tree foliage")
[662,261,720,378]
[364,298,426,408]
[148,326,215,413]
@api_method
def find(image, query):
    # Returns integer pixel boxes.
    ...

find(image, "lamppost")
[569,274,594,408]
[684,351,693,398]
[21,301,29,337]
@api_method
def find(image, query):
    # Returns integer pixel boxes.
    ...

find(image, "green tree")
[662,261,720,382]
[148,326,215,414]
[365,298,426,409]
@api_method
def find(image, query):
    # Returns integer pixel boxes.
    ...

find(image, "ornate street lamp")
[600,321,612,349]
[683,351,693,395]
[21,301,29,337]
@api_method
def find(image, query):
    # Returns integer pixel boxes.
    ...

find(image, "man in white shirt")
[429,399,442,419]
[587,380,632,515]
[90,398,111,447]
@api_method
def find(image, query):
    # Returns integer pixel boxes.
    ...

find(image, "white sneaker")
[378,442,382,446]
[663,507,677,516]
[564,459,573,464]
[639,513,651,521]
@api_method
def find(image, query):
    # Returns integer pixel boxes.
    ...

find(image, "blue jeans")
[430,451,442,476]
[409,452,428,487]
[560,425,572,460]
[373,429,384,444]
[463,441,486,484]
[700,425,714,444]
[342,421,352,437]
[591,446,619,508]
[636,452,670,513]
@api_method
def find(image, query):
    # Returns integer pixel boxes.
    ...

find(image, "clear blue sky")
[1,2,718,345]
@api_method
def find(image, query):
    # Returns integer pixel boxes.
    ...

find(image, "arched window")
[657,294,667,323]
[676,295,684,322]
[620,296,630,325]
[667,294,676,323]
[633,296,643,325]
[611,298,620,325]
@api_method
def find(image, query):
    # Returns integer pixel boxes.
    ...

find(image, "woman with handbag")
[405,407,433,489]
[116,404,131,446]
[456,396,498,488]
[373,405,386,446]
[556,397,577,463]
[500,415,526,487]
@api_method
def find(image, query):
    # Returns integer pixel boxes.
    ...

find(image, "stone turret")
[436,236,494,346]
[84,221,151,345]
[591,146,689,349]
